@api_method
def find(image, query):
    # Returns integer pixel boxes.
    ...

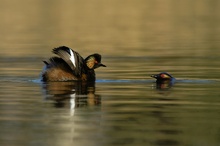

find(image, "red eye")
[95,60,98,64]
[160,74,165,78]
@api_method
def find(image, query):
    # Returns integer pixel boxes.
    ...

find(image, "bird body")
[41,46,106,82]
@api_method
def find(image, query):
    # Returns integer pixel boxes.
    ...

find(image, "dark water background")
[1,1,220,146]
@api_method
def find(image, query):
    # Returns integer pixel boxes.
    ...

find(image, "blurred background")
[1,1,220,146]
[1,0,220,57]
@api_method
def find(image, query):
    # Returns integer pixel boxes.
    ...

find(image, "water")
[1,1,220,146]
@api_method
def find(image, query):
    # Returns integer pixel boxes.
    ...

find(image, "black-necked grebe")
[41,46,106,82]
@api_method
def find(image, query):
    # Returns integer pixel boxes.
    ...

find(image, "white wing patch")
[69,48,76,67]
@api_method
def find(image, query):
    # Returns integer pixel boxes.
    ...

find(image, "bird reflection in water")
[150,72,181,145]
[42,81,101,111]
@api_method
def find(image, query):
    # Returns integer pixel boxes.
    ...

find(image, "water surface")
[1,1,220,146]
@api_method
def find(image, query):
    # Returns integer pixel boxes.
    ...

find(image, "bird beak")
[99,63,106,67]
[151,74,158,79]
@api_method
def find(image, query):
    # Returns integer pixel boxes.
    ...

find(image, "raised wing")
[52,46,85,77]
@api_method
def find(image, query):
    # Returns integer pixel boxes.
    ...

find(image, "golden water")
[1,1,220,146]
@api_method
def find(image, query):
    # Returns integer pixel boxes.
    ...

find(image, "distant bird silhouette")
[41,46,106,82]
[151,72,175,89]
